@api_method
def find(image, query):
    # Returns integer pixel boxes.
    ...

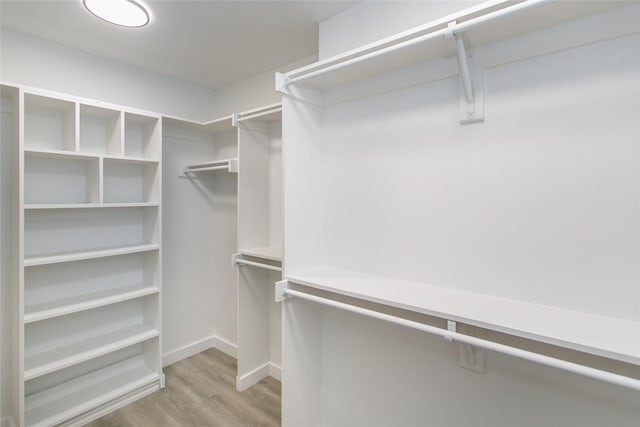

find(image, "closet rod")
[236,258,282,272]
[283,287,640,391]
[236,107,282,123]
[285,0,551,86]
[184,165,229,173]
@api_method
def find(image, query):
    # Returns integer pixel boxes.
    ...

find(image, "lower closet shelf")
[25,355,159,427]
[24,324,159,381]
[286,267,640,365]
[24,284,160,323]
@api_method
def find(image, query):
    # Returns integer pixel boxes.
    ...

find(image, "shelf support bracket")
[275,280,291,302]
[445,22,484,124]
[446,320,485,373]
[275,72,289,94]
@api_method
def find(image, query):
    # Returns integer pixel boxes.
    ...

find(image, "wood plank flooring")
[85,348,281,427]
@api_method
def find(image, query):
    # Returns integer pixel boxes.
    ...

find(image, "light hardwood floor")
[85,348,281,427]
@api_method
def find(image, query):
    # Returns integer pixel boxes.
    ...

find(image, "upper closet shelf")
[181,158,238,176]
[276,0,627,91]
[163,115,235,135]
[285,267,640,366]
[233,103,282,125]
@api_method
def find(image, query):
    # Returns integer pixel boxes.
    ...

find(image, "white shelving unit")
[277,1,640,426]
[233,104,283,391]
[10,85,163,427]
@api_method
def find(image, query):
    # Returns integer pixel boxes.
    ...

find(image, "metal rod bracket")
[275,72,289,94]
[449,26,484,124]
[275,280,291,302]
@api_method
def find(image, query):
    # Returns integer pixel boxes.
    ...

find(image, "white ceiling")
[0,0,357,90]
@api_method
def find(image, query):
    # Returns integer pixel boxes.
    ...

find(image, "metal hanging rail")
[280,286,640,391]
[283,0,552,87]
[235,105,282,124]
[184,165,230,173]
[235,258,282,272]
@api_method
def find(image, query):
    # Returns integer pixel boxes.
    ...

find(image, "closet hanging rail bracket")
[275,72,289,94]
[275,280,291,302]
[448,320,485,373]
[446,22,484,124]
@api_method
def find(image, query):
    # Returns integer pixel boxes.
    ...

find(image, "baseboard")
[162,335,238,367]
[236,362,282,391]
[213,335,238,358]
[0,416,16,427]
[236,363,270,391]
[268,362,282,382]
[162,336,217,367]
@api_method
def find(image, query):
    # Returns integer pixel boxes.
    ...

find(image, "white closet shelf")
[285,267,640,365]
[182,158,238,175]
[24,244,160,267]
[25,284,160,324]
[24,148,159,164]
[163,115,235,135]
[25,202,160,210]
[278,0,625,91]
[24,148,98,160]
[24,324,159,381]
[103,155,159,164]
[238,246,282,262]
[25,355,159,427]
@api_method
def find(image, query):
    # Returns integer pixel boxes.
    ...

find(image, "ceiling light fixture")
[83,0,150,28]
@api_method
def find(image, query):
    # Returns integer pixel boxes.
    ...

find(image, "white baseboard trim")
[236,363,270,391]
[213,335,238,359]
[0,416,16,427]
[162,335,239,367]
[268,362,282,382]
[162,336,217,367]
[236,362,282,391]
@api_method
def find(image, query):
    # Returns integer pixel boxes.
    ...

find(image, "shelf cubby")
[24,251,159,323]
[24,206,159,262]
[24,151,99,205]
[25,350,159,427]
[125,112,160,160]
[79,104,122,156]
[24,93,76,152]
[103,158,160,203]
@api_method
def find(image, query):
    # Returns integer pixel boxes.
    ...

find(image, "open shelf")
[103,158,160,203]
[24,354,159,427]
[24,324,159,381]
[24,150,99,205]
[239,246,282,262]
[24,244,159,267]
[25,202,159,210]
[25,283,159,323]
[280,1,626,92]
[24,93,76,152]
[124,112,160,160]
[79,104,122,156]
[182,158,238,175]
[286,267,640,365]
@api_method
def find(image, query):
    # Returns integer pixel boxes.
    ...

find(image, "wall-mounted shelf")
[278,0,626,92]
[24,202,160,210]
[181,158,239,176]
[239,246,282,262]
[286,267,639,365]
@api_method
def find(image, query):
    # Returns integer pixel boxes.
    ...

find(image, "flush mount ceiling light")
[83,0,150,28]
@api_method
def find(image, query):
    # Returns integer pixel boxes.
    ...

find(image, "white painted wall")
[318,0,484,59]
[283,3,640,425]
[210,55,315,118]
[0,28,217,122]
